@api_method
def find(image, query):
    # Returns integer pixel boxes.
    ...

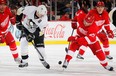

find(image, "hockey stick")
[58,29,74,65]
[58,29,75,67]
[65,29,74,53]
[31,41,44,59]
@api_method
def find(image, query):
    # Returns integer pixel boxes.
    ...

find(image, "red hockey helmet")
[84,13,95,26]
[0,0,6,4]
[96,1,105,7]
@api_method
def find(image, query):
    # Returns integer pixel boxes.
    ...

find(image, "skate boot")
[40,59,50,69]
[76,54,84,60]
[18,62,28,68]
[14,58,28,68]
[106,55,113,60]
[104,66,114,71]
[62,59,69,69]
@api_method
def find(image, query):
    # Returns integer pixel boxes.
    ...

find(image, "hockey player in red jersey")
[76,1,114,60]
[72,1,88,59]
[62,12,114,71]
[0,0,27,67]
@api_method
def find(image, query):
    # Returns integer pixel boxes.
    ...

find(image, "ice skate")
[40,59,50,69]
[76,54,84,60]
[14,58,28,68]
[18,62,28,68]
[62,59,69,69]
[104,66,114,71]
[106,55,113,60]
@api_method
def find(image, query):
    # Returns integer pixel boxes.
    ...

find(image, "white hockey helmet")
[36,5,47,16]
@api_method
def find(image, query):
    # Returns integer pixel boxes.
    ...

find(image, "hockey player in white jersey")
[16,5,50,69]
[109,7,116,27]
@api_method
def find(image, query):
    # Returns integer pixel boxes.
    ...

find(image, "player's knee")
[9,41,17,51]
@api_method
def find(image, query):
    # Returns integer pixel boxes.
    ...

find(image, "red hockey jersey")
[77,18,98,44]
[73,10,86,22]
[0,6,15,34]
[88,9,111,32]
[73,9,98,44]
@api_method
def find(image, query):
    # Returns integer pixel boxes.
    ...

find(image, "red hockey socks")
[9,43,19,58]
[96,50,108,67]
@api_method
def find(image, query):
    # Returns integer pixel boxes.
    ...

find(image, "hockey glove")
[68,36,76,42]
[71,21,77,29]
[16,22,24,30]
[26,34,35,42]
[106,30,114,38]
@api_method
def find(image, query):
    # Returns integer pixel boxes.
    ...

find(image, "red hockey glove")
[68,36,76,42]
[10,16,16,25]
[71,21,77,29]
[107,30,114,38]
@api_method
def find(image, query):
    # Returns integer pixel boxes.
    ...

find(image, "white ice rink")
[0,44,116,76]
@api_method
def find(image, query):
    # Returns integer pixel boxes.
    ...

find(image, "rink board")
[0,21,116,46]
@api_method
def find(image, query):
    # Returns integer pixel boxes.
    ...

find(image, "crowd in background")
[7,0,115,21]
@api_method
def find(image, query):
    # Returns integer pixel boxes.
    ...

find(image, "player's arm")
[104,13,114,38]
[15,7,25,30]
[6,7,16,25]
[71,11,81,29]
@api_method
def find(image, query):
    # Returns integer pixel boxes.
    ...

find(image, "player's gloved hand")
[26,34,35,42]
[39,31,44,36]
[16,22,24,30]
[68,36,76,42]
[71,21,77,29]
[0,34,5,43]
[107,30,114,38]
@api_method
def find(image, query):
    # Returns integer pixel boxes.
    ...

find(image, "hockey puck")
[58,61,62,65]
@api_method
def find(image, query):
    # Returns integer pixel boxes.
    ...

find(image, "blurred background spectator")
[59,12,71,21]
[6,0,116,21]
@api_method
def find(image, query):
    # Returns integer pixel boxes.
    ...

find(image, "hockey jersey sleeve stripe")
[103,24,110,27]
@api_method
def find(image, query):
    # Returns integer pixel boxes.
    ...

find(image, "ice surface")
[0,44,116,76]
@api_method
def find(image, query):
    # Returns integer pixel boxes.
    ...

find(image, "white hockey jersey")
[22,6,48,33]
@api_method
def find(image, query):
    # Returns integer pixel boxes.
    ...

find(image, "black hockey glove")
[26,34,35,42]
[16,22,24,30]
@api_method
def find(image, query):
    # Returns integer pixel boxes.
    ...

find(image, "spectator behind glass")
[105,0,112,12]
[48,11,55,21]
[59,12,70,21]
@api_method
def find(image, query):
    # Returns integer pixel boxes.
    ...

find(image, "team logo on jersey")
[95,20,105,26]
[1,16,9,27]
